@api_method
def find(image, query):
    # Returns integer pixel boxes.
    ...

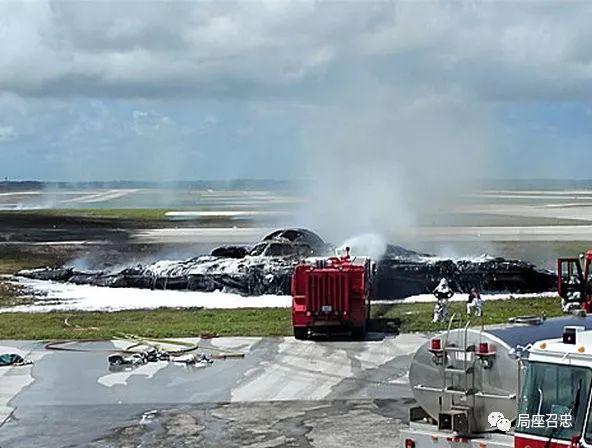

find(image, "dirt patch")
[88,399,412,448]
[0,278,33,307]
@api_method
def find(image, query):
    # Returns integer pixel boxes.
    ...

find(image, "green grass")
[0,308,292,340]
[0,253,60,307]
[0,281,31,307]
[0,249,565,339]
[0,296,564,340]
[17,208,171,220]
[0,253,60,275]
[372,296,563,333]
[0,208,245,228]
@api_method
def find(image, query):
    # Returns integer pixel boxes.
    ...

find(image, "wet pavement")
[0,334,426,447]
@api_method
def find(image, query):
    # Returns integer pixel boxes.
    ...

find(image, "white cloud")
[0,1,590,101]
[0,126,17,142]
[130,110,174,136]
[1,1,591,183]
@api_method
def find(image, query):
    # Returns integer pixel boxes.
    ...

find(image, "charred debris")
[18,228,556,299]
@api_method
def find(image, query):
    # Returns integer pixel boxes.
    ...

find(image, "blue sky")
[0,97,303,181]
[493,102,592,179]
[1,1,592,181]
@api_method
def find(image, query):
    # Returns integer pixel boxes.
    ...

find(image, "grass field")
[0,254,60,276]
[23,208,171,220]
[0,255,59,308]
[9,207,592,229]
[0,308,291,340]
[371,296,564,332]
[0,206,570,340]
[0,208,250,229]
[0,244,567,340]
[0,296,563,340]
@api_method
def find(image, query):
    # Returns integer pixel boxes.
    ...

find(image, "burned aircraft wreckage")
[18,228,556,299]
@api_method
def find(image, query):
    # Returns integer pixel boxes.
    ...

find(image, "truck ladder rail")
[445,366,474,374]
[415,385,516,401]
[441,313,462,400]
[474,391,516,400]
[441,346,474,352]
[462,319,471,392]
[444,386,476,396]
[439,315,475,412]
[414,385,443,393]
[443,313,461,349]
[414,385,475,396]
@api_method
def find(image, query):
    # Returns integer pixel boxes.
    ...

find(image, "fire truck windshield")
[581,380,592,444]
[517,362,592,440]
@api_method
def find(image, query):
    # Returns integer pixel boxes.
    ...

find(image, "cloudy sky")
[1,0,592,181]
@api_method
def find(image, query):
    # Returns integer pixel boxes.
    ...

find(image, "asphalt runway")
[0,334,426,448]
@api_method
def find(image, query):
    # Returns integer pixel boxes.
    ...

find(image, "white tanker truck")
[401,315,592,448]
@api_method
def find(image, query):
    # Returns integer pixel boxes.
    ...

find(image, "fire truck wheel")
[293,328,308,340]
[351,326,366,340]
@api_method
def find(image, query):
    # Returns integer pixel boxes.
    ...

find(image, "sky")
[1,0,592,181]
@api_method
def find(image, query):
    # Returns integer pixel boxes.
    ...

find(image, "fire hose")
[44,333,245,368]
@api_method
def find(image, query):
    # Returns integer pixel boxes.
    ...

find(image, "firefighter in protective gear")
[432,278,454,323]
[562,274,582,313]
[466,287,483,317]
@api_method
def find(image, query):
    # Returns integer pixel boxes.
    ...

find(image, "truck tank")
[409,315,592,434]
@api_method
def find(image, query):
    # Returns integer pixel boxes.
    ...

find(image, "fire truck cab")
[558,250,592,312]
[401,321,592,448]
[513,327,592,448]
[291,248,374,340]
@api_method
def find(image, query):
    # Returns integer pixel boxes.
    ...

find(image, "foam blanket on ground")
[17,229,556,300]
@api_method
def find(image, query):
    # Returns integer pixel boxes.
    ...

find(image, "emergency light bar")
[563,326,585,344]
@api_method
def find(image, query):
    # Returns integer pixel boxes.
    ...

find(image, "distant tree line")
[0,181,43,192]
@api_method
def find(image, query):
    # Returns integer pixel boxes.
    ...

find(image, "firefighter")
[562,274,582,313]
[432,278,454,322]
[466,287,483,317]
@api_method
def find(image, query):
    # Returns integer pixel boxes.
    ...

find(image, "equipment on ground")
[0,353,31,366]
[558,250,592,312]
[291,247,375,339]
[45,335,243,373]
[108,352,147,367]
[401,314,592,448]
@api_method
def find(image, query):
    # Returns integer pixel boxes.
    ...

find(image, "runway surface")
[0,334,426,447]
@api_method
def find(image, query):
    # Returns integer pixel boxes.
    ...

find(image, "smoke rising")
[298,84,492,244]
[337,233,387,260]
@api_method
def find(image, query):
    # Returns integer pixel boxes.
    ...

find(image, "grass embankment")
[0,308,291,340]
[371,296,563,333]
[0,254,59,308]
[0,296,562,340]
[0,224,565,340]
[0,207,244,228]
[25,208,170,221]
[0,253,58,276]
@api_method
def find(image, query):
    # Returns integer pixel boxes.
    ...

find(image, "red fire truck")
[558,250,592,312]
[401,316,592,448]
[291,247,374,340]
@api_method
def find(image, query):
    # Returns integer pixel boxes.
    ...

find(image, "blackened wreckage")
[18,229,556,299]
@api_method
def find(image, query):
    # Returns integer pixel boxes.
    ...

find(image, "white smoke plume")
[298,84,492,244]
[337,233,387,260]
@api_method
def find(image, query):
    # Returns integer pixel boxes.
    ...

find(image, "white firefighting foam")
[3,277,291,313]
[1,276,554,313]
